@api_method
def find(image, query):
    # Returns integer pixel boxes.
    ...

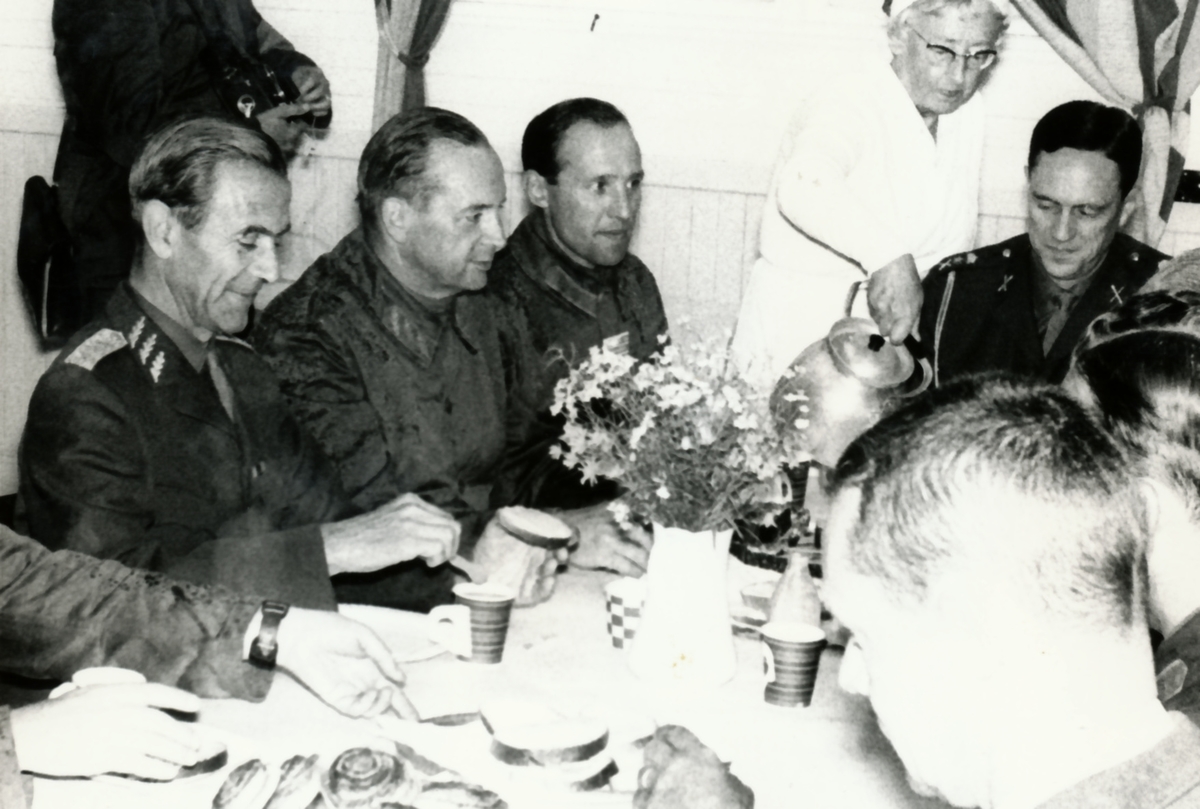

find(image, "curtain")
[373,0,454,130]
[1011,0,1200,247]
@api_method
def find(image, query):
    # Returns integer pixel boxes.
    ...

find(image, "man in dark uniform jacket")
[255,109,567,609]
[483,100,664,574]
[19,118,460,611]
[919,100,1165,386]
[488,98,668,409]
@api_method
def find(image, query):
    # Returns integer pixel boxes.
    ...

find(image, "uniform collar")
[358,232,476,367]
[508,212,624,319]
[127,285,210,372]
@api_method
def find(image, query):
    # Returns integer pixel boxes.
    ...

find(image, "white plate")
[337,603,447,663]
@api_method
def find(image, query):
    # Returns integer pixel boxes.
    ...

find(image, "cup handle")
[428,604,472,658]
[762,642,777,684]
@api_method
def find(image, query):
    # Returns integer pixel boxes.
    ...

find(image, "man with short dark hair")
[490,98,667,405]
[484,98,665,575]
[919,100,1166,385]
[255,108,564,609]
[20,116,461,611]
[823,376,1200,809]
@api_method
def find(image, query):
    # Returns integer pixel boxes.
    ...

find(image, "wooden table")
[31,567,946,809]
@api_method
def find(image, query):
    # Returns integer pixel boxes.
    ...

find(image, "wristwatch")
[249,600,290,669]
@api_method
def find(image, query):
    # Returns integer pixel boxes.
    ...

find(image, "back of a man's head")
[521,98,629,183]
[829,374,1145,630]
[129,116,287,230]
[356,107,489,235]
[1028,100,1143,199]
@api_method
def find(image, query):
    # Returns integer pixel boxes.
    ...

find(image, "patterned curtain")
[373,0,454,130]
[1011,0,1200,247]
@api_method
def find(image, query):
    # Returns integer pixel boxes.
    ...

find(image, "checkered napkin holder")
[605,576,647,649]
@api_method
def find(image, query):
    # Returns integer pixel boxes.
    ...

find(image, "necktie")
[206,347,238,422]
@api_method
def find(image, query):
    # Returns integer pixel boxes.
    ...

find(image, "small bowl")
[741,581,777,613]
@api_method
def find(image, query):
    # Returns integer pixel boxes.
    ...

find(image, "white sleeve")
[772,98,911,275]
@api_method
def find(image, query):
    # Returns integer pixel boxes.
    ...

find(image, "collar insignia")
[1158,658,1188,703]
[998,274,1013,293]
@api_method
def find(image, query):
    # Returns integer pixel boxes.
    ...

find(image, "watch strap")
[249,600,289,669]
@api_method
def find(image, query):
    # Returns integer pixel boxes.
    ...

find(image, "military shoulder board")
[64,329,128,371]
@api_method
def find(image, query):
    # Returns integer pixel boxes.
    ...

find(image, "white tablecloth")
[31,567,946,809]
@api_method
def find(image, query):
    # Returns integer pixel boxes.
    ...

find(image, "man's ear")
[380,196,412,243]
[524,170,550,210]
[1138,476,1165,543]
[140,200,177,260]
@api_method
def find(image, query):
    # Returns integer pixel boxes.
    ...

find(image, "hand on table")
[322,493,461,576]
[472,517,565,606]
[866,253,923,345]
[634,725,754,809]
[558,502,651,576]
[276,608,417,720]
[10,683,202,780]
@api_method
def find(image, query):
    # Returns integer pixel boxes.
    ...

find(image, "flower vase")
[627,522,737,687]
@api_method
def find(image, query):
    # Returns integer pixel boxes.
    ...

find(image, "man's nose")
[249,239,281,284]
[1053,211,1074,243]
[482,210,507,250]
[838,639,870,696]
[610,187,634,222]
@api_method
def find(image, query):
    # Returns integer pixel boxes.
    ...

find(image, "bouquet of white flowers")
[549,337,811,533]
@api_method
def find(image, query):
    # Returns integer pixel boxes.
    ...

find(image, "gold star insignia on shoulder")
[1002,249,1011,259]
[966,253,978,264]
[1131,252,1140,262]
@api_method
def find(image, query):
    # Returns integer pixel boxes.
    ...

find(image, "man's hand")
[472,518,564,606]
[289,65,332,118]
[866,253,923,344]
[634,725,754,809]
[322,493,461,576]
[559,503,652,576]
[256,102,310,157]
[11,683,203,781]
[276,608,417,719]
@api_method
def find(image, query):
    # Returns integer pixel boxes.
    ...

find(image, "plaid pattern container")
[605,576,646,649]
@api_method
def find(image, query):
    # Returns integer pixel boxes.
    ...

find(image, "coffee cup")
[761,621,826,707]
[429,583,516,664]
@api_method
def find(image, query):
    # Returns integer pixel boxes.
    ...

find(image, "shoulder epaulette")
[64,329,128,371]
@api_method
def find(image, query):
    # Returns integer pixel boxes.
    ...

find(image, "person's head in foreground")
[1025,100,1142,285]
[358,107,507,298]
[521,97,644,268]
[822,375,1173,809]
[886,0,1008,124]
[1074,289,1200,357]
[129,116,290,339]
[1067,327,1200,641]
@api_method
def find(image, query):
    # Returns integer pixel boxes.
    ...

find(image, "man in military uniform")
[918,100,1165,386]
[19,117,461,611]
[255,108,571,609]
[483,99,665,573]
[488,98,667,407]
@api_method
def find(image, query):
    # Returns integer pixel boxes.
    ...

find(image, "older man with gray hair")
[733,0,1008,388]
